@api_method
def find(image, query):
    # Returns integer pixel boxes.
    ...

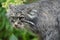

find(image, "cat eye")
[11,19,15,23]
[19,17,24,20]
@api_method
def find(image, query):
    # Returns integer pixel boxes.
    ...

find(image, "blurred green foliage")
[0,0,39,40]
[2,0,38,9]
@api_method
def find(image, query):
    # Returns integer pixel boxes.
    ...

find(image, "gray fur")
[6,0,60,40]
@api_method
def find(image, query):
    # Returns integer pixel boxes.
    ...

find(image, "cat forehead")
[9,4,26,9]
[9,3,38,11]
[9,4,26,13]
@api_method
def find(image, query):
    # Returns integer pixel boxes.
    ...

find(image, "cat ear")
[9,4,17,12]
[9,4,15,9]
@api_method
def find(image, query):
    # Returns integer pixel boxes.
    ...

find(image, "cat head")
[6,4,38,30]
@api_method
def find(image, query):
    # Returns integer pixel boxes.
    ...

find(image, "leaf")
[9,34,18,40]
[32,38,38,40]
[0,0,6,3]
[0,8,6,31]
[0,39,2,40]
[2,0,24,9]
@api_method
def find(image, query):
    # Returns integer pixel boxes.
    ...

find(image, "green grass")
[0,0,39,40]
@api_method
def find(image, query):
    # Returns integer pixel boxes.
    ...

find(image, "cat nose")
[15,24,18,27]
[14,22,18,27]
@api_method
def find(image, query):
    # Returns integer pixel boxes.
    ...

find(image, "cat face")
[6,4,38,29]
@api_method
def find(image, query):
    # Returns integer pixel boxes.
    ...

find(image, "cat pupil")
[11,19,15,23]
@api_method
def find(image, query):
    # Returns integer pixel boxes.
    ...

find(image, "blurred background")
[0,0,39,40]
